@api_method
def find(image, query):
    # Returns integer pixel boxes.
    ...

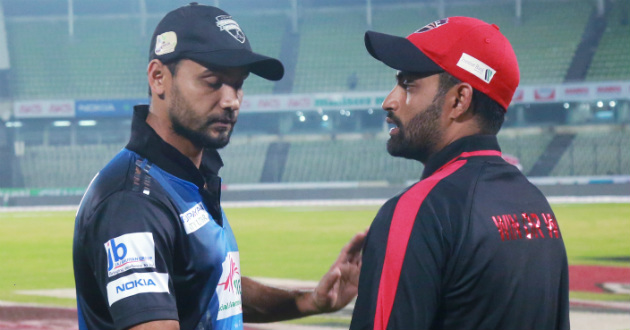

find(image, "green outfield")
[0,203,628,309]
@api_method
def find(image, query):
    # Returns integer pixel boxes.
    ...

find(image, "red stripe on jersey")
[437,150,502,173]
[373,159,468,330]
[459,150,501,158]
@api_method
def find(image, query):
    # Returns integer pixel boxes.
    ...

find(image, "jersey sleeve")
[81,190,180,329]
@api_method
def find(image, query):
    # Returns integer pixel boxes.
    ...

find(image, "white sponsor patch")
[180,203,211,234]
[216,15,246,43]
[154,31,177,56]
[106,272,169,306]
[456,53,496,84]
[105,232,155,277]
[216,252,242,320]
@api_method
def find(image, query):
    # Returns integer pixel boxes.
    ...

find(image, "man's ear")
[446,82,474,120]
[147,59,169,98]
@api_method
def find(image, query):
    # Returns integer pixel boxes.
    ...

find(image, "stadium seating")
[281,138,423,183]
[5,0,615,98]
[7,18,148,99]
[217,139,271,184]
[497,131,554,174]
[19,144,124,188]
[6,12,284,100]
[550,130,630,176]
[586,2,630,81]
[15,128,627,189]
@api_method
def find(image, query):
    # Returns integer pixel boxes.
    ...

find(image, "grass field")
[0,203,628,309]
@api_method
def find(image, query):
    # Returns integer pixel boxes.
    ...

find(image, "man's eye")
[207,81,222,89]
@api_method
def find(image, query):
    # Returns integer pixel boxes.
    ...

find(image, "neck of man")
[146,110,203,168]
[430,119,484,162]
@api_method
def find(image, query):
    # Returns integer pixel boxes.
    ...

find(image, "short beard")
[387,95,444,163]
[168,83,233,150]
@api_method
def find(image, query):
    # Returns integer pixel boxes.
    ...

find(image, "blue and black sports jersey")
[350,135,570,330]
[73,105,243,330]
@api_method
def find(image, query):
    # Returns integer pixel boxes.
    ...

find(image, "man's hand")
[299,230,367,314]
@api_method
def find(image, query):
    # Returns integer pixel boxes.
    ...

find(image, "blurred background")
[0,0,628,206]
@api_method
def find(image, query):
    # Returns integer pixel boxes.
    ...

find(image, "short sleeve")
[81,191,180,329]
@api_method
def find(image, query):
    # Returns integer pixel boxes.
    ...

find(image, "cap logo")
[456,53,496,84]
[414,18,449,33]
[216,15,246,44]
[154,31,177,56]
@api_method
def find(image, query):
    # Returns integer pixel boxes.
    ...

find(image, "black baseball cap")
[149,2,284,81]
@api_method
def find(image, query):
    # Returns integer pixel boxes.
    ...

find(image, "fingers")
[322,266,341,291]
[339,229,368,265]
[313,266,341,312]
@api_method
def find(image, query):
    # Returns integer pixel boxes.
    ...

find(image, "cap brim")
[365,31,443,76]
[185,49,284,81]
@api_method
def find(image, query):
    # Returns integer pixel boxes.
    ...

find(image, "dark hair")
[148,60,181,97]
[437,72,505,135]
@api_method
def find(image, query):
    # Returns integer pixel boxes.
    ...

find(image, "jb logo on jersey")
[105,232,156,277]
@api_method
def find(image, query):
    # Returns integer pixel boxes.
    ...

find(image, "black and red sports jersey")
[350,135,569,330]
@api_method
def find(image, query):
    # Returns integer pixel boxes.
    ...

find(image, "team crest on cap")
[414,18,449,33]
[216,15,246,44]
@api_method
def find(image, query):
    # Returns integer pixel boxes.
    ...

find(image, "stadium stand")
[6,11,284,100]
[3,0,616,97]
[497,131,554,174]
[4,1,629,191]
[19,144,123,188]
[6,18,147,99]
[13,127,628,188]
[586,1,630,81]
[217,139,271,184]
[551,130,630,176]
[292,9,383,93]
[281,137,423,183]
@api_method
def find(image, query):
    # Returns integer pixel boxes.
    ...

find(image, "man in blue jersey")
[350,17,569,330]
[72,3,366,330]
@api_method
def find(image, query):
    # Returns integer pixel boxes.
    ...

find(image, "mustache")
[387,112,402,128]
[204,113,237,126]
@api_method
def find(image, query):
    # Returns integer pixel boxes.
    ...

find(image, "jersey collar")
[421,134,502,180]
[125,105,224,189]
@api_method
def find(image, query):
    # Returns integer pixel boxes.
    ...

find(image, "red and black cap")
[365,17,519,111]
[150,2,284,81]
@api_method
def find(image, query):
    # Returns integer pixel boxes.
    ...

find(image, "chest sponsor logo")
[216,251,242,320]
[106,272,169,306]
[180,202,211,234]
[105,232,155,277]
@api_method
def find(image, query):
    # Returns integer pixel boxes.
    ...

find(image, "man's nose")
[220,85,240,111]
[382,87,402,112]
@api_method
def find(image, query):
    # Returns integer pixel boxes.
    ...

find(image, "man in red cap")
[350,17,569,330]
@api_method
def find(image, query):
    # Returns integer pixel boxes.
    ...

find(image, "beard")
[168,83,236,149]
[387,95,444,163]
